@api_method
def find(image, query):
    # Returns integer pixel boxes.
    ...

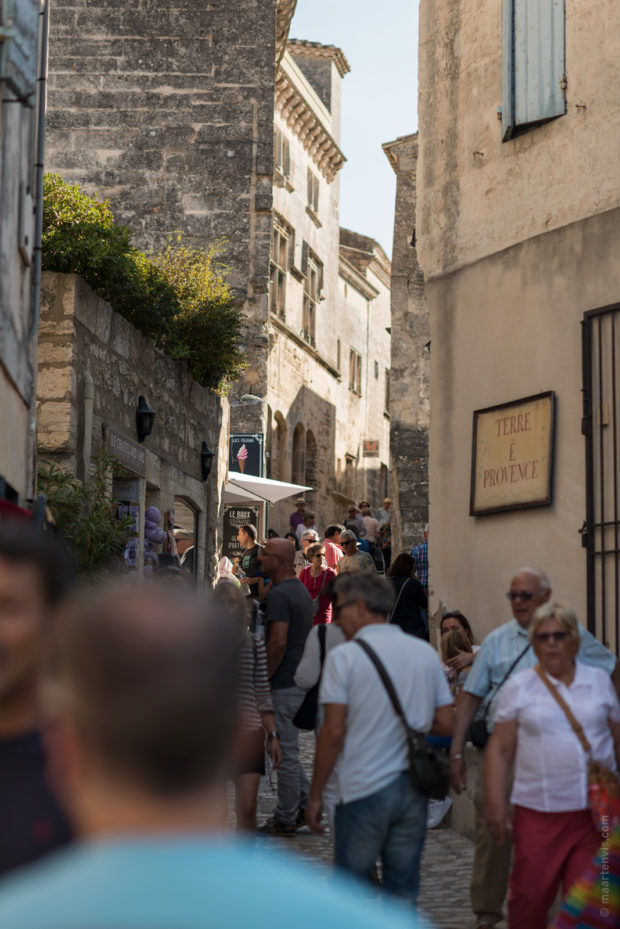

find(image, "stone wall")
[383,134,429,554]
[417,0,620,282]
[38,272,228,584]
[44,0,290,438]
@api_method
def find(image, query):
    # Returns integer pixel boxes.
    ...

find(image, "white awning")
[223,473,312,505]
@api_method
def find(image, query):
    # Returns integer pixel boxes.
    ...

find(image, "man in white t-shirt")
[306,573,453,903]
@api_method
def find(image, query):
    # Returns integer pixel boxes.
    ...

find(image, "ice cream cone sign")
[237,444,248,473]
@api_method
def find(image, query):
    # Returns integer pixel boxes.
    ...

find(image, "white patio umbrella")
[223,472,312,505]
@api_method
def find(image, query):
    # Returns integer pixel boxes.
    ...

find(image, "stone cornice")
[287,39,351,77]
[275,62,346,183]
[269,312,341,378]
[339,256,380,301]
[382,132,419,173]
[276,0,298,67]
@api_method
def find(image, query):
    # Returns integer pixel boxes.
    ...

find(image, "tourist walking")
[486,602,620,929]
[0,520,74,875]
[307,573,453,903]
[299,542,337,625]
[217,586,282,833]
[386,553,428,640]
[258,539,313,837]
[0,582,427,929]
[323,525,344,571]
[294,529,319,576]
[450,567,619,929]
[337,530,376,574]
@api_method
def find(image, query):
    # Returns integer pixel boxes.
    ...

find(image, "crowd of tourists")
[0,506,618,929]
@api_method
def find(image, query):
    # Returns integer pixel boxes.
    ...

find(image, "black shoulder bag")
[469,641,531,748]
[355,638,450,800]
[293,624,327,731]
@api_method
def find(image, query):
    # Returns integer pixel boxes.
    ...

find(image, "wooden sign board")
[470,392,555,516]
[107,426,146,477]
[363,440,380,458]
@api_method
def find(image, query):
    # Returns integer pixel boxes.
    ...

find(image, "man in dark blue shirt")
[0,520,73,874]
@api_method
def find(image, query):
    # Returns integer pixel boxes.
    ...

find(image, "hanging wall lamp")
[201,441,215,481]
[136,395,155,443]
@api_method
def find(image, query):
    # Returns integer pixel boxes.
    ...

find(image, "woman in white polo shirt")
[485,602,620,929]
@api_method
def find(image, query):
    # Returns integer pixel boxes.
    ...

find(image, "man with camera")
[306,573,452,904]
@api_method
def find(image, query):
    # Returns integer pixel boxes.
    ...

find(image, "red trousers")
[509,805,601,929]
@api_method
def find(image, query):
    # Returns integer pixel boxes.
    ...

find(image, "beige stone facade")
[38,272,228,585]
[417,0,620,650]
[0,0,43,505]
[383,134,429,555]
[266,45,391,534]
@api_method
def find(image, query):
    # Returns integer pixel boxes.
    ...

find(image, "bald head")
[259,538,296,582]
[49,584,239,796]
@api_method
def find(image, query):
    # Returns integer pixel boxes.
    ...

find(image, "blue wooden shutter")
[502,0,566,141]
[0,0,39,104]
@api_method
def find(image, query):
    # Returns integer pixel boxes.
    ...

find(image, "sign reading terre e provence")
[470,392,555,516]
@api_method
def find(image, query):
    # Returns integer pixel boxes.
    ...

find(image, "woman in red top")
[299,542,336,625]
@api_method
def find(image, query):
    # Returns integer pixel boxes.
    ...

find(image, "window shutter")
[502,0,565,141]
[318,260,324,296]
[301,240,309,278]
[0,0,39,103]
[287,227,295,270]
[283,138,291,177]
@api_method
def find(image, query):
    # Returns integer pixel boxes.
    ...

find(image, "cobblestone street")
[255,733,495,929]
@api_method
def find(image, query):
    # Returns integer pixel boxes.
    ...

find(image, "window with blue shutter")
[0,0,39,105]
[502,0,566,141]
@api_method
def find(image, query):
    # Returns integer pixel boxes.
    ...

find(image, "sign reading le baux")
[470,392,555,516]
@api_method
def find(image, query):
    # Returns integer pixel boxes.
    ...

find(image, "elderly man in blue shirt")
[449,566,620,929]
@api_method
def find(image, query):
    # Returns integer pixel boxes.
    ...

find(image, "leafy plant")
[42,174,245,391]
[37,454,134,580]
[149,236,246,390]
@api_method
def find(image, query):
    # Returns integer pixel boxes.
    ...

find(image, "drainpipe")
[28,0,49,342]
[82,372,94,482]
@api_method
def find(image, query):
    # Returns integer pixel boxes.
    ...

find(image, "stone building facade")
[382,133,429,554]
[38,272,228,584]
[44,8,391,536]
[417,0,620,650]
[44,0,297,441]
[0,0,44,505]
[266,43,391,533]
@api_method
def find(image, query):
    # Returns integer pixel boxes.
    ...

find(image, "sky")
[289,0,420,258]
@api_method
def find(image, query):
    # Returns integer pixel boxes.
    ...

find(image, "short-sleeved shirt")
[289,511,306,531]
[240,544,260,598]
[323,540,343,571]
[0,837,432,929]
[410,540,428,589]
[465,618,617,730]
[494,662,620,811]
[338,551,376,575]
[265,578,313,689]
[0,731,72,876]
[320,624,452,803]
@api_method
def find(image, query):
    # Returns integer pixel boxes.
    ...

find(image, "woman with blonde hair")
[486,602,620,929]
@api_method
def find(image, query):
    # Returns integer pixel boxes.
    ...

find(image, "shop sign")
[223,506,261,561]
[470,391,555,516]
[229,433,263,477]
[107,426,146,477]
[363,440,380,458]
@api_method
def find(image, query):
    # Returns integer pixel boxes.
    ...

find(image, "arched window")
[292,423,305,486]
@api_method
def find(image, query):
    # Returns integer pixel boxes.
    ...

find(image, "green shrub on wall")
[42,174,245,392]
[37,454,134,580]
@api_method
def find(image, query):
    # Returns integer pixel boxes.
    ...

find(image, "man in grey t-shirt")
[257,539,313,837]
